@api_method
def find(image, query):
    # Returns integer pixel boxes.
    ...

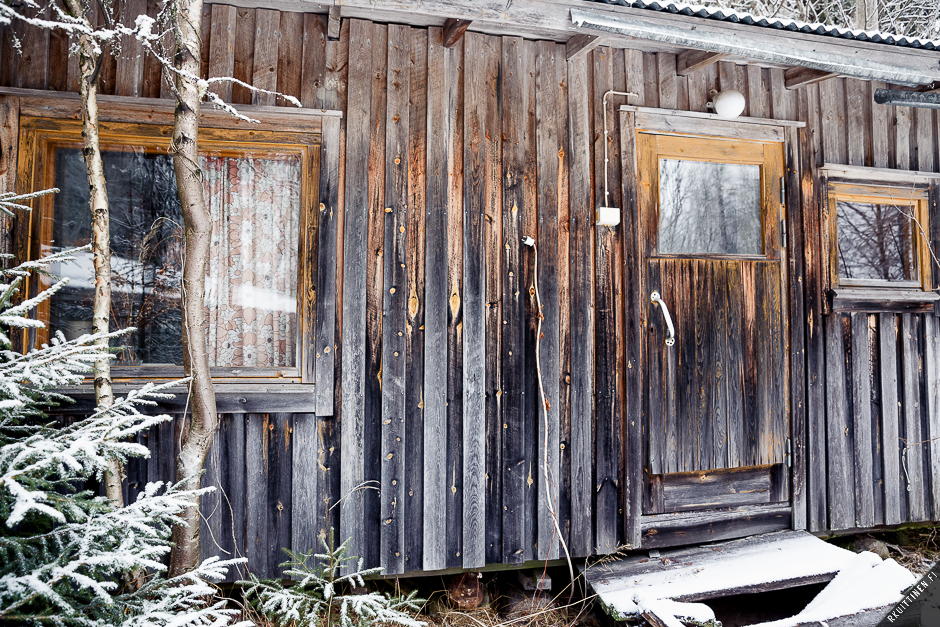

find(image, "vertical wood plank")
[624,48,644,107]
[361,22,389,570]
[554,42,572,552]
[246,414,269,576]
[695,260,714,470]
[648,260,665,477]
[656,53,676,111]
[521,41,540,562]
[380,24,410,575]
[500,36,525,564]
[726,261,744,468]
[535,41,562,560]
[642,52,658,108]
[784,126,807,529]
[251,9,280,106]
[403,27,427,572]
[819,78,847,165]
[0,96,18,263]
[915,108,937,173]
[482,32,503,567]
[869,82,891,169]
[339,18,373,568]
[826,315,856,530]
[799,84,828,532]
[880,314,902,525]
[592,45,620,554]
[901,314,926,521]
[17,9,49,90]
[711,262,730,469]
[313,118,341,405]
[461,31,494,569]
[924,316,940,520]
[851,313,875,527]
[48,26,68,93]
[895,102,913,171]
[276,11,304,106]
[206,5,237,102]
[232,8,256,105]
[444,35,466,570]
[741,263,759,467]
[422,26,450,572]
[845,79,870,167]
[300,14,327,108]
[745,65,767,119]
[566,51,594,557]
[291,414,319,558]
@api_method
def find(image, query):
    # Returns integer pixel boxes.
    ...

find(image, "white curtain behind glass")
[202,155,301,368]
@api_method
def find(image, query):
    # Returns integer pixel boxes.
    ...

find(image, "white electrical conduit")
[602,90,638,211]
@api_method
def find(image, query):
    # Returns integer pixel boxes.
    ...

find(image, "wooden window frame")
[14,115,321,383]
[637,130,786,261]
[820,164,939,314]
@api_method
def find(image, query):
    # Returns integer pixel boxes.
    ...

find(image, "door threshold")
[640,502,791,549]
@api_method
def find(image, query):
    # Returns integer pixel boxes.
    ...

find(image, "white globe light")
[712,89,746,119]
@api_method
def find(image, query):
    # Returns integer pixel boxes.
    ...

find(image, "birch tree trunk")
[167,0,218,577]
[64,0,122,510]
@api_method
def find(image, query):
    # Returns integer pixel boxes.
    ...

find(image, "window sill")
[47,382,320,415]
[829,287,940,313]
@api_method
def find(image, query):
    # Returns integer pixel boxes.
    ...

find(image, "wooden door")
[638,131,790,514]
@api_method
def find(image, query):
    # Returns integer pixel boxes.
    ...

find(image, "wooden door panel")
[648,258,786,474]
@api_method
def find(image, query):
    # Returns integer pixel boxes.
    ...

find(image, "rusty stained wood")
[443,18,472,48]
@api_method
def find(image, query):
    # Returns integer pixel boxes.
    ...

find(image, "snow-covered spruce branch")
[0,188,57,218]
[0,256,247,627]
[240,532,425,627]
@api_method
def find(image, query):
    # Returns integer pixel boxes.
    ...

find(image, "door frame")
[619,105,808,548]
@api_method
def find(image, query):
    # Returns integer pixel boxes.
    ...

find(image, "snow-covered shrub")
[240,530,425,627]
[0,248,249,627]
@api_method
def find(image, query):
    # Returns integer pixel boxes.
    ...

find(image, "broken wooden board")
[583,530,861,619]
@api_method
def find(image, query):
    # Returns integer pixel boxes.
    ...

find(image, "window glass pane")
[658,159,762,255]
[836,200,916,282]
[48,148,302,368]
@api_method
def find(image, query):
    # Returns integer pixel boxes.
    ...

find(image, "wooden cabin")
[3,0,940,580]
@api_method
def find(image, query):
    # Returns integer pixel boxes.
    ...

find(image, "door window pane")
[47,147,302,367]
[836,200,916,282]
[658,159,762,255]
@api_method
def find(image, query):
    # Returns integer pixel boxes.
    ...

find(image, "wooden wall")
[4,3,940,579]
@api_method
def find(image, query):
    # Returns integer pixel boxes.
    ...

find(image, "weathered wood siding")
[4,4,940,578]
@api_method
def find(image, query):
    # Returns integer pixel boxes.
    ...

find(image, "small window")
[822,166,937,311]
[638,132,784,259]
[18,118,319,380]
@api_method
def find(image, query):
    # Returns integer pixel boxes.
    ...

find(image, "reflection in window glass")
[658,159,762,255]
[48,148,302,367]
[836,201,916,282]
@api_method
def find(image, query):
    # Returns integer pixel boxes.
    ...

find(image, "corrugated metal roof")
[587,0,940,50]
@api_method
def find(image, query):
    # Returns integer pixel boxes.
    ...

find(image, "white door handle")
[650,291,675,347]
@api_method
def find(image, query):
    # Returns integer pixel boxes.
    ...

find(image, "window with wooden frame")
[637,131,785,259]
[821,165,939,312]
[15,116,320,381]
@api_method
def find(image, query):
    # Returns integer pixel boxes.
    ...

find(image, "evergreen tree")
[0,241,247,627]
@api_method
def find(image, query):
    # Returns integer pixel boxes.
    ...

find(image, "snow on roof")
[587,0,940,50]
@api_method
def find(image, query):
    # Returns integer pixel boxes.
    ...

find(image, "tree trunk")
[167,0,217,577]
[64,0,122,510]
[854,0,879,30]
